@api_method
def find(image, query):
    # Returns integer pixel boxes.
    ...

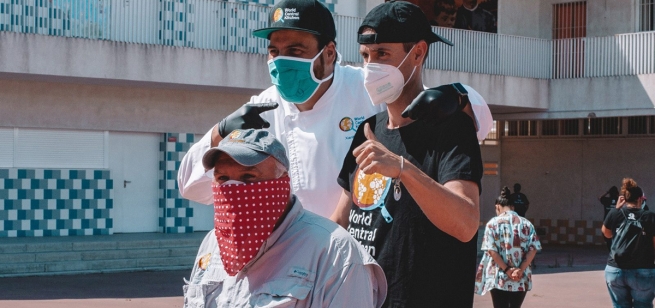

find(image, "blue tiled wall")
[0,169,113,237]
[159,133,194,234]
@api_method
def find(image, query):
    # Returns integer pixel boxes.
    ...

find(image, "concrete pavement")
[0,245,621,307]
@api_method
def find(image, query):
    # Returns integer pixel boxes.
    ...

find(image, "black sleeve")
[603,209,621,232]
[435,112,483,192]
[337,115,377,192]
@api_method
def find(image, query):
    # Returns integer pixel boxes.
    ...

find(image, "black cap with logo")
[358,0,453,46]
[252,0,336,42]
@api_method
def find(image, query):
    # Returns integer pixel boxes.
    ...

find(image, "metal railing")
[1,0,654,79]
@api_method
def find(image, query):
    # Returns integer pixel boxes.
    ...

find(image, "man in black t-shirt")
[330,2,484,307]
[509,183,530,217]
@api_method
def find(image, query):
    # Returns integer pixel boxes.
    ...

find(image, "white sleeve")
[321,263,387,308]
[177,128,214,205]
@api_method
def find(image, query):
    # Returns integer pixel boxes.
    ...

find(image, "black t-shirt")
[338,111,483,308]
[509,192,529,217]
[603,207,655,269]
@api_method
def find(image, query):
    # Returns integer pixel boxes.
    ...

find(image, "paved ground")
[0,245,624,307]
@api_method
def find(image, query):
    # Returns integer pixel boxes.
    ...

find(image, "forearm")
[520,249,537,271]
[488,250,510,270]
[400,161,480,242]
[601,225,613,238]
[329,190,352,229]
[177,128,214,205]
[210,124,223,148]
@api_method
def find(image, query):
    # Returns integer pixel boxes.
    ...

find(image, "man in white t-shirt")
[178,0,492,218]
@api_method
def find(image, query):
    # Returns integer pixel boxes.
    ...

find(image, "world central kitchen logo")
[273,7,300,23]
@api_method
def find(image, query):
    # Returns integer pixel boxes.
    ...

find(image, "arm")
[400,162,480,242]
[329,190,352,229]
[602,225,613,239]
[354,123,480,242]
[488,250,510,272]
[177,128,215,205]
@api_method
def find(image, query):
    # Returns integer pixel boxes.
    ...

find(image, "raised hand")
[218,102,279,138]
[353,123,402,178]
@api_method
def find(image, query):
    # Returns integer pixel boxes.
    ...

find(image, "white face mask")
[363,45,417,106]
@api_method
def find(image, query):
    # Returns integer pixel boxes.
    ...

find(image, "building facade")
[1,0,654,247]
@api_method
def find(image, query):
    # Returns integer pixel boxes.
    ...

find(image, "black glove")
[218,102,279,138]
[401,83,468,121]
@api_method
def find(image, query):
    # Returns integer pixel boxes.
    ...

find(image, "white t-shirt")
[177,64,384,217]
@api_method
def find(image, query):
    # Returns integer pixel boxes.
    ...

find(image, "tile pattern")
[0,169,113,237]
[159,0,194,47]
[532,218,605,246]
[159,133,194,234]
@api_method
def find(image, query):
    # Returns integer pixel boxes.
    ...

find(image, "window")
[481,121,499,145]
[561,119,580,135]
[542,120,559,136]
[584,117,621,135]
[553,1,586,78]
[640,0,655,32]
[627,116,648,135]
[503,120,537,137]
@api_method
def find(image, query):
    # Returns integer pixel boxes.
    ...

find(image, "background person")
[332,1,484,306]
[432,0,457,28]
[600,186,620,219]
[601,178,655,308]
[178,0,493,219]
[509,182,530,217]
[183,129,387,308]
[475,186,541,308]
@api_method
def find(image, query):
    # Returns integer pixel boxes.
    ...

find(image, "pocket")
[634,269,655,291]
[252,278,313,308]
[183,281,223,308]
[605,266,622,287]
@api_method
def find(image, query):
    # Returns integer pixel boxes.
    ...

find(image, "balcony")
[0,0,654,119]
[2,0,653,78]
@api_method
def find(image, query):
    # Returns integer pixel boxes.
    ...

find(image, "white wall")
[500,136,655,222]
[499,0,636,39]
[0,78,250,135]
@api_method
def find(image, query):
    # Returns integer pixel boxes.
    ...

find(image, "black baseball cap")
[358,0,453,46]
[252,0,336,42]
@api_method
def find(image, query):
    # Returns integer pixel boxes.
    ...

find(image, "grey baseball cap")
[202,129,289,171]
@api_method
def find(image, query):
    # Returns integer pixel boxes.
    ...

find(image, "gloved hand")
[401,84,467,121]
[218,102,279,138]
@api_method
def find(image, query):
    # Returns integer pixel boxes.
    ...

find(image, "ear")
[413,40,428,64]
[324,41,337,64]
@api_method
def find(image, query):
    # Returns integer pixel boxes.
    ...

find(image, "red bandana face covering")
[211,176,291,276]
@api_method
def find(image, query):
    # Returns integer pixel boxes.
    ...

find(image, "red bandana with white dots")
[211,176,291,276]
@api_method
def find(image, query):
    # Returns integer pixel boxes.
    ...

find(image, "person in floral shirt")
[475,186,542,308]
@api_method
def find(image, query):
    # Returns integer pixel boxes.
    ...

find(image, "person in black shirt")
[330,2,484,307]
[454,0,497,33]
[599,186,620,219]
[509,183,530,217]
[601,178,655,308]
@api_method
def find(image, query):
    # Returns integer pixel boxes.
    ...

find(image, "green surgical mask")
[267,48,333,104]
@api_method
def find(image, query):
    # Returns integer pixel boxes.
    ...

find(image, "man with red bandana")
[183,128,387,308]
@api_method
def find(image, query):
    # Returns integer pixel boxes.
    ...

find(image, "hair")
[495,186,511,207]
[434,0,457,16]
[621,178,644,203]
[608,186,619,198]
[315,35,338,65]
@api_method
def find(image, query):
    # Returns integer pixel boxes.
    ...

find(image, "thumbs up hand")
[352,123,403,178]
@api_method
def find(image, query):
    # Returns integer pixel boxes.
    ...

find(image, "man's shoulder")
[294,210,375,264]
